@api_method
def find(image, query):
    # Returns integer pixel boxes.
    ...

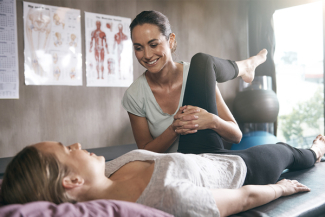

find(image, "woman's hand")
[172,105,215,135]
[276,179,310,197]
[172,105,197,135]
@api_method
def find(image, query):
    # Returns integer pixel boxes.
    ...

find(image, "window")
[273,1,324,148]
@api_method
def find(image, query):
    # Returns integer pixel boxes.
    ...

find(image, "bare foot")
[237,49,268,83]
[310,134,325,162]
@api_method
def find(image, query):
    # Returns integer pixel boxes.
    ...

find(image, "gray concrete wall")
[0,0,249,158]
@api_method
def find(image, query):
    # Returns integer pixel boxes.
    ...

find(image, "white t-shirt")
[105,149,247,217]
[122,62,190,153]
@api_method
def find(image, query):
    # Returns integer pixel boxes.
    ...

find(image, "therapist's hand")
[173,105,216,135]
[172,106,198,135]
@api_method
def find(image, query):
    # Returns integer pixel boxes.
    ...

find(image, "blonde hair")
[1,146,76,205]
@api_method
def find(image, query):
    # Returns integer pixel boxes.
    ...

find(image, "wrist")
[169,124,178,136]
[210,113,219,130]
[272,184,285,197]
[277,184,285,197]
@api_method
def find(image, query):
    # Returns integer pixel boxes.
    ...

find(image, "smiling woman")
[122,10,267,154]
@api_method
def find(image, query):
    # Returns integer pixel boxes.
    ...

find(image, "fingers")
[174,105,205,120]
[173,120,198,129]
[184,105,199,111]
[175,128,197,135]
[277,179,311,196]
[183,107,201,114]
[175,114,199,121]
[179,105,187,111]
[290,180,310,191]
[294,182,311,192]
[174,108,199,119]
[175,106,188,117]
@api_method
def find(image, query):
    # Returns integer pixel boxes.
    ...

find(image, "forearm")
[210,114,242,143]
[214,179,309,217]
[141,125,179,153]
[241,184,283,212]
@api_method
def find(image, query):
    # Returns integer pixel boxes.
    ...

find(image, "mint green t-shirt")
[122,62,190,153]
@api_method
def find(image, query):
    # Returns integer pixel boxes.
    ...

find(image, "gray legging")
[177,53,317,185]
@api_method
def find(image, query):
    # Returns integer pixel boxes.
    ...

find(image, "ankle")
[310,148,320,160]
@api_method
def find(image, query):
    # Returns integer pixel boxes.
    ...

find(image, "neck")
[79,176,116,202]
[147,60,181,87]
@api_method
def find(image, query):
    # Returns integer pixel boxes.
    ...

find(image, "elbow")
[232,131,242,144]
[235,131,243,144]
[137,142,148,150]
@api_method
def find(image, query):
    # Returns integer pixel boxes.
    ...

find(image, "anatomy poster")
[23,2,82,85]
[0,0,19,99]
[85,12,133,87]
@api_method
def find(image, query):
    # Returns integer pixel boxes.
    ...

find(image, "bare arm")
[211,84,242,143]
[212,179,310,217]
[128,109,197,153]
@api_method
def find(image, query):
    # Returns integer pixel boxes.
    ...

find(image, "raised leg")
[178,53,239,154]
[236,49,267,83]
[177,50,268,154]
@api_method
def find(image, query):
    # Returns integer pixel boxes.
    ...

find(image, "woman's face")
[132,23,174,73]
[34,141,105,181]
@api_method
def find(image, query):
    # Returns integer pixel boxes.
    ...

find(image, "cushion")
[0,180,173,217]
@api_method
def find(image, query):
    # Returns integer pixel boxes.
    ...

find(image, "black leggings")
[177,53,317,185]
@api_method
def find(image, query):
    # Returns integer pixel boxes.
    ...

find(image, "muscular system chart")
[23,2,82,85]
[0,0,19,99]
[85,12,133,87]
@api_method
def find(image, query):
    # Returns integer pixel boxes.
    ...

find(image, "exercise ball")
[233,89,279,123]
[231,131,279,150]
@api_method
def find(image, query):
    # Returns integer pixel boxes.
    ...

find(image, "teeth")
[147,59,157,64]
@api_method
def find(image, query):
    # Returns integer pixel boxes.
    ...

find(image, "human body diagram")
[89,21,109,79]
[23,2,82,85]
[25,7,51,76]
[113,23,128,78]
[85,12,133,87]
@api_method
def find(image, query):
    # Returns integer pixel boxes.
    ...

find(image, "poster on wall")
[85,12,133,87]
[23,2,82,86]
[0,0,19,99]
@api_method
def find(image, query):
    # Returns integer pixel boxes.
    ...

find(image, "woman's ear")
[62,175,84,189]
[169,33,176,48]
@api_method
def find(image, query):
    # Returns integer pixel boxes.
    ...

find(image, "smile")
[146,58,158,65]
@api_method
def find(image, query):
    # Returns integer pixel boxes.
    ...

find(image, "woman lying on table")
[1,138,325,216]
[2,50,325,216]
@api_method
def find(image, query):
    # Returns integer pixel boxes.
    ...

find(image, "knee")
[191,53,211,64]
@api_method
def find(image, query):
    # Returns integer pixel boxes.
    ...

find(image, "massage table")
[1,143,325,217]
